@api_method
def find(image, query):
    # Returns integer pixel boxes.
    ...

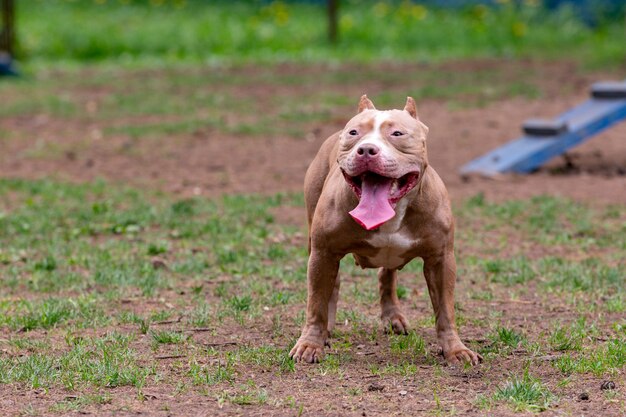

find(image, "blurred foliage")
[13,0,626,66]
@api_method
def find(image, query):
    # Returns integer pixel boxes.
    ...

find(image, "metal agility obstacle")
[460,81,626,176]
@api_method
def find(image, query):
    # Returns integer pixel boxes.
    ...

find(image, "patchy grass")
[554,339,626,376]
[0,179,625,414]
[150,330,188,346]
[390,331,428,358]
[482,326,526,355]
[0,61,570,164]
[0,332,152,390]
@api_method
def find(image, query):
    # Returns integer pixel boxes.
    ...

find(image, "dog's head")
[337,95,429,230]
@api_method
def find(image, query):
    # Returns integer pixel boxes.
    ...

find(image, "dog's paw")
[443,345,482,367]
[289,338,325,363]
[381,310,409,335]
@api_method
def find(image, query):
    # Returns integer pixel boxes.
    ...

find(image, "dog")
[289,95,481,366]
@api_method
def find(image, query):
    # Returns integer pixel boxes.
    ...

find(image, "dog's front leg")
[327,274,340,335]
[423,250,482,366]
[290,249,340,363]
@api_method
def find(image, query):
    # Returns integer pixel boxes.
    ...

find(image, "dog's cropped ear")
[404,96,418,119]
[358,95,376,113]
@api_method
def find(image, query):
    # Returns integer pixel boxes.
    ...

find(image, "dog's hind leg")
[378,268,409,335]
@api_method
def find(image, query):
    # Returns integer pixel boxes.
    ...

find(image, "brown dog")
[289,95,481,366]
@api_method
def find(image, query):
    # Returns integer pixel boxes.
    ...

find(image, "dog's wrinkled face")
[337,95,429,230]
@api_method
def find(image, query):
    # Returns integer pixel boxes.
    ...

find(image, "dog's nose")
[356,144,380,157]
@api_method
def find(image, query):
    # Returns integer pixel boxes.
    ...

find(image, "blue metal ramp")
[460,81,626,176]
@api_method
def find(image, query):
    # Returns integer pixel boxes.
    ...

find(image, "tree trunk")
[1,0,15,55]
[328,0,339,44]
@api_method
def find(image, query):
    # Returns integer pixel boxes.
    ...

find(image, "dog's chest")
[363,230,416,269]
[360,201,417,269]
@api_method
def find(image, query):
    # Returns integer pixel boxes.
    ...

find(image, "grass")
[486,327,525,352]
[3,50,626,417]
[15,0,626,68]
[0,332,153,390]
[0,61,572,158]
[189,359,235,386]
[390,331,428,357]
[0,296,106,331]
[492,371,556,412]
[150,330,188,345]
[0,179,626,412]
[554,339,626,376]
[549,323,584,352]
[0,180,623,412]
[2,7,625,411]
[0,178,305,301]
[481,257,537,286]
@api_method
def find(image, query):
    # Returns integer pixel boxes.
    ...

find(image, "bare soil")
[1,60,625,416]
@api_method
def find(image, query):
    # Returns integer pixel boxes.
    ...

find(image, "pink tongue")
[349,174,396,230]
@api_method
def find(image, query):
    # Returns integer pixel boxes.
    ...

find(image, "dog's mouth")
[342,171,420,204]
[341,170,420,230]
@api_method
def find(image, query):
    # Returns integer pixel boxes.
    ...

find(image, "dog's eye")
[391,131,404,137]
[349,130,358,136]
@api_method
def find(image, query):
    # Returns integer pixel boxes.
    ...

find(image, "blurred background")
[3,0,625,65]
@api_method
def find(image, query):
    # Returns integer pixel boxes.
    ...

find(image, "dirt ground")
[1,60,625,206]
[1,60,625,416]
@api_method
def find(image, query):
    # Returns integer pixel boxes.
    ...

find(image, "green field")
[2,0,626,414]
[16,0,626,68]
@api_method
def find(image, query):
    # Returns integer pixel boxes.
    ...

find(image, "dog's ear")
[358,95,376,113]
[404,96,418,119]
